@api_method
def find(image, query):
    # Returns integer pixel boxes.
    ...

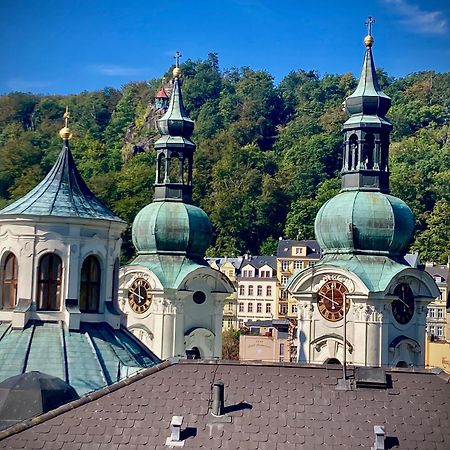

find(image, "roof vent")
[211,381,224,416]
[372,425,385,450]
[166,415,184,447]
[355,367,387,389]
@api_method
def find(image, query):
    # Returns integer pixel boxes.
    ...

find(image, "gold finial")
[173,51,182,78]
[364,16,375,47]
[59,106,72,140]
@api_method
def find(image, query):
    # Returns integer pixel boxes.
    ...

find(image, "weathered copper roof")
[0,141,123,222]
[0,321,160,397]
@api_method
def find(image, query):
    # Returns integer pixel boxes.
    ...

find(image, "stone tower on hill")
[287,20,439,368]
[118,54,234,360]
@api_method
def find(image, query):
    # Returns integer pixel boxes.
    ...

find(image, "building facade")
[287,26,439,368]
[236,256,277,328]
[424,262,449,341]
[276,240,321,319]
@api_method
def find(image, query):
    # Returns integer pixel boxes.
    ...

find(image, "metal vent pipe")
[211,381,224,416]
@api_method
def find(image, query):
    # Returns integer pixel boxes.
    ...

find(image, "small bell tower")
[341,17,392,193]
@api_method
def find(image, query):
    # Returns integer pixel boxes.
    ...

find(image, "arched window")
[2,253,18,309]
[157,153,166,184]
[257,285,263,296]
[239,285,245,296]
[38,254,62,311]
[266,303,271,314]
[257,303,262,313]
[266,286,272,296]
[80,256,101,313]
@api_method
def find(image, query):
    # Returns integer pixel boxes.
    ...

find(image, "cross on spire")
[63,106,70,128]
[174,51,182,68]
[365,16,375,36]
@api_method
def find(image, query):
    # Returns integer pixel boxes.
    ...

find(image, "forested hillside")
[1,53,449,263]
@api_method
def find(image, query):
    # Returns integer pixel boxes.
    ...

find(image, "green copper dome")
[132,201,212,258]
[315,191,414,257]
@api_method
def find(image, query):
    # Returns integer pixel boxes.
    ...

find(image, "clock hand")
[321,293,340,307]
[331,286,335,310]
[396,298,410,309]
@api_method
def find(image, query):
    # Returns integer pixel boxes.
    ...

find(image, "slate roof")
[425,264,449,283]
[0,142,123,222]
[0,321,160,396]
[276,239,321,259]
[241,255,277,271]
[1,359,450,449]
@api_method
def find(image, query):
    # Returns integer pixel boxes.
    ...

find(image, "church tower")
[118,54,234,360]
[287,20,439,368]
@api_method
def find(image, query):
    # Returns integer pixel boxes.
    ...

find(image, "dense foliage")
[1,54,449,263]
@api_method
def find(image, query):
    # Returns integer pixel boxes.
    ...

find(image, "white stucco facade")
[0,216,125,330]
[118,264,234,360]
[288,264,440,367]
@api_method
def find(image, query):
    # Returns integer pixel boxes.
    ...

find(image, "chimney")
[372,425,385,450]
[166,415,184,447]
[211,381,225,416]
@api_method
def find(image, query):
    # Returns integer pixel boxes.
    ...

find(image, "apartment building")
[276,239,321,319]
[424,262,449,341]
[236,256,277,328]
[208,257,243,330]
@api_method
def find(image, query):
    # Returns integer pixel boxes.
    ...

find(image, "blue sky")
[0,0,449,95]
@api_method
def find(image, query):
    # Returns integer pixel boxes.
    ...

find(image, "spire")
[59,106,72,140]
[153,52,195,203]
[344,17,391,120]
[340,18,392,194]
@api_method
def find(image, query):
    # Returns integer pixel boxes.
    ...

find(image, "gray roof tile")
[1,361,450,449]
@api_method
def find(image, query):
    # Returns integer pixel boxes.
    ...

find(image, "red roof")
[155,87,169,99]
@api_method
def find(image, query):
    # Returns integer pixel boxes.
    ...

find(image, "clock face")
[128,278,152,314]
[392,283,415,325]
[317,280,350,322]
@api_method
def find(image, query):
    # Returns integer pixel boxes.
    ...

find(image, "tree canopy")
[0,59,449,263]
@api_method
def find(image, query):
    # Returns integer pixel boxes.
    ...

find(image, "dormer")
[292,246,307,257]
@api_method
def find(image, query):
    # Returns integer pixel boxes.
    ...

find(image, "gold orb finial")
[364,35,374,47]
[173,67,182,78]
[59,106,72,140]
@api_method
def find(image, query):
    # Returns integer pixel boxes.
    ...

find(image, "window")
[112,258,119,302]
[281,289,289,300]
[238,319,244,328]
[281,261,289,271]
[239,285,245,296]
[260,270,270,278]
[257,285,263,296]
[266,303,271,314]
[428,308,436,318]
[257,303,262,313]
[429,325,435,335]
[248,303,253,313]
[242,270,250,277]
[293,260,302,270]
[437,308,444,318]
[281,276,288,286]
[80,256,101,313]
[279,303,288,315]
[291,304,298,314]
[239,302,244,312]
[2,253,18,309]
[227,318,233,327]
[279,343,285,361]
[248,285,254,296]
[228,301,233,309]
[266,286,272,296]
[437,326,444,337]
[309,262,316,268]
[38,254,62,311]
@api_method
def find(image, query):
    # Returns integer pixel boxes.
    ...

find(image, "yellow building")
[208,257,242,330]
[276,240,321,320]
[424,263,449,341]
[425,339,450,374]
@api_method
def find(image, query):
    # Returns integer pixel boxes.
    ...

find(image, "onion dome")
[132,201,212,258]
[344,19,391,124]
[314,191,415,257]
[0,109,123,222]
